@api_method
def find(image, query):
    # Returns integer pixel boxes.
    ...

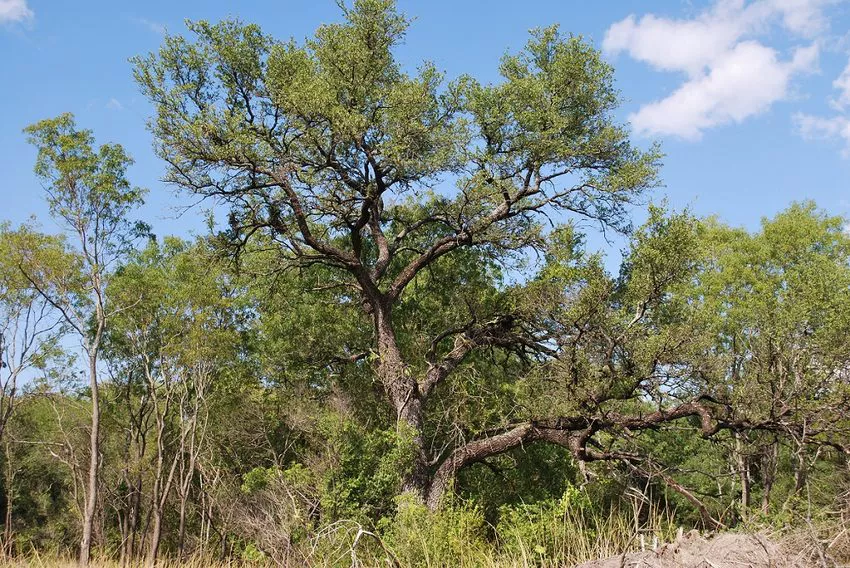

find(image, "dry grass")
[0,532,836,568]
[0,558,229,568]
[6,499,847,568]
[0,507,678,567]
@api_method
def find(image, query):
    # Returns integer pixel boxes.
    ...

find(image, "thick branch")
[421,315,553,397]
[424,397,793,509]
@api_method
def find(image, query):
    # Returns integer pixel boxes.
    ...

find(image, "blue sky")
[2,0,850,251]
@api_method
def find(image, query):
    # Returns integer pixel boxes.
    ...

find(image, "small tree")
[106,237,242,564]
[687,203,850,510]
[0,225,66,551]
[22,114,145,565]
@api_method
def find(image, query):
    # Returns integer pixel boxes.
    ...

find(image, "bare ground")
[575,530,833,568]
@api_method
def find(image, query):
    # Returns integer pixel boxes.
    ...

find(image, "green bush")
[379,494,489,568]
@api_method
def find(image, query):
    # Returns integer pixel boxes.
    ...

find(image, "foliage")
[0,2,849,566]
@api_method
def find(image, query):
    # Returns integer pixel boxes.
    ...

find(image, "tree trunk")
[794,446,807,494]
[3,437,13,557]
[147,441,179,566]
[177,496,188,561]
[373,304,429,499]
[118,508,128,567]
[735,433,750,519]
[145,358,181,567]
[148,511,162,566]
[761,440,778,513]
[146,442,172,566]
[176,385,205,562]
[79,351,100,567]
[118,468,142,565]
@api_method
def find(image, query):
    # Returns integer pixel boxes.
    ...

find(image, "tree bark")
[794,447,807,494]
[177,497,188,561]
[421,399,774,511]
[3,437,13,557]
[426,423,535,509]
[373,303,429,499]
[79,349,101,566]
[735,433,751,518]
[761,440,778,513]
[148,511,163,566]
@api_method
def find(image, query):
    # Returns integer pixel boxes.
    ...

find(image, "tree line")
[1,0,849,565]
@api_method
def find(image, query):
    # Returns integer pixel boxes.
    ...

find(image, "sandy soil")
[575,530,820,568]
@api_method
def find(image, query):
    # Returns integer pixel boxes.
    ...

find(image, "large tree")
[134,1,850,513]
[134,0,660,506]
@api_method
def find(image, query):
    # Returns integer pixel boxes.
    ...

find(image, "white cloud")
[632,42,817,139]
[793,50,850,156]
[106,98,124,111]
[0,0,33,23]
[604,0,832,139]
[135,17,166,35]
[831,60,850,109]
[604,13,743,77]
[795,112,850,139]
[766,0,837,36]
[795,105,850,156]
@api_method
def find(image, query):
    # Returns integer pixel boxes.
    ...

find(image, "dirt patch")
[576,530,815,568]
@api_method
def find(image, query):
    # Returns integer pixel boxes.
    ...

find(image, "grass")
[0,494,684,568]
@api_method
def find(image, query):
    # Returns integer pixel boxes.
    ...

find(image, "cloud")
[765,0,836,35]
[0,0,33,23]
[106,98,124,111]
[604,4,752,77]
[632,42,818,139]
[795,112,850,141]
[604,0,832,139]
[831,60,850,109]
[794,57,850,155]
[135,17,166,35]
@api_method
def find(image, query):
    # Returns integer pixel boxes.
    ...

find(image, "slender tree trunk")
[3,437,13,557]
[118,508,128,567]
[177,497,188,561]
[735,433,750,519]
[202,491,209,558]
[146,448,166,565]
[177,391,204,561]
[176,428,197,562]
[79,350,101,566]
[794,447,807,494]
[118,469,142,565]
[176,454,194,561]
[144,356,180,567]
[199,480,216,559]
[147,430,179,566]
[148,511,163,566]
[198,490,206,558]
[761,440,778,513]
[128,478,141,562]
[120,382,148,567]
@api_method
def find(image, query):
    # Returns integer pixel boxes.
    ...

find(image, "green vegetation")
[1,1,849,566]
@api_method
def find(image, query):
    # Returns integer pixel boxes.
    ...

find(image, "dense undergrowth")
[4,483,849,568]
